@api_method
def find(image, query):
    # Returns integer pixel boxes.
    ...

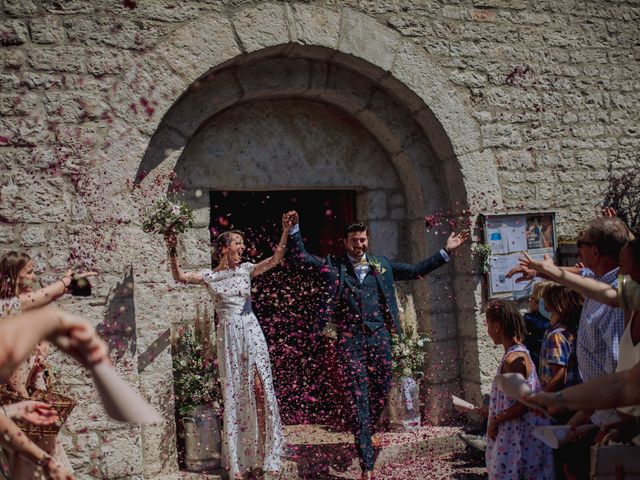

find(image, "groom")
[285,211,468,479]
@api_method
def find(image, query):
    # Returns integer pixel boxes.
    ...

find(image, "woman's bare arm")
[165,234,205,285]
[531,363,640,412]
[520,253,619,307]
[0,307,107,383]
[19,271,97,311]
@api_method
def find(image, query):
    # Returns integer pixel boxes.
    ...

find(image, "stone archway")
[83,4,503,476]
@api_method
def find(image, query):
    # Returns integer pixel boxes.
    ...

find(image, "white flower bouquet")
[391,293,428,378]
[142,198,194,235]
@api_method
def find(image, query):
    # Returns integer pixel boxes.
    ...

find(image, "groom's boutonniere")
[369,258,387,275]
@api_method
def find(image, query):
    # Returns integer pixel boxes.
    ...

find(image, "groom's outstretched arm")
[391,230,469,281]
[285,211,326,270]
[390,252,449,281]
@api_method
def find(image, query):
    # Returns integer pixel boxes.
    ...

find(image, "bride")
[165,214,290,479]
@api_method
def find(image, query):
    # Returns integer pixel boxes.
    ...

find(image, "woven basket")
[0,366,76,438]
[18,389,76,437]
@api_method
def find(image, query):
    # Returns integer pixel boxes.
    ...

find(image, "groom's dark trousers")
[287,229,448,471]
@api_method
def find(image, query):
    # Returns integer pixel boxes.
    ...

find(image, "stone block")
[290,3,341,49]
[0,224,17,244]
[141,423,178,476]
[44,92,110,123]
[318,66,377,114]
[233,3,289,53]
[61,430,101,475]
[368,221,398,259]
[459,336,500,386]
[42,0,94,14]
[390,208,406,220]
[19,71,60,90]
[86,48,127,75]
[419,274,456,313]
[0,93,39,116]
[114,53,188,134]
[0,173,70,223]
[360,190,387,220]
[134,2,204,22]
[157,15,240,86]
[424,339,460,384]
[181,227,213,268]
[395,48,481,158]
[473,0,526,8]
[449,70,487,88]
[30,16,65,44]
[356,90,423,155]
[236,57,310,100]
[421,380,462,424]
[338,8,401,72]
[4,49,25,69]
[481,123,523,148]
[0,19,28,45]
[20,225,47,246]
[455,149,504,211]
[422,311,458,342]
[162,69,243,137]
[100,427,144,478]
[3,0,37,15]
[0,73,19,89]
[28,46,85,73]
[63,16,169,51]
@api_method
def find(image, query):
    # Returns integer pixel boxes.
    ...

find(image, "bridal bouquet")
[391,293,428,378]
[142,198,194,235]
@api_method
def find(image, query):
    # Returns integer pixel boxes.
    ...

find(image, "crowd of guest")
[470,210,640,480]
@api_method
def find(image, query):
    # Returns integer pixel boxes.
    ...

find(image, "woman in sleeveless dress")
[166,214,291,479]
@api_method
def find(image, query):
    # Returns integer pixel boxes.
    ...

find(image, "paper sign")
[489,253,522,293]
[451,395,477,413]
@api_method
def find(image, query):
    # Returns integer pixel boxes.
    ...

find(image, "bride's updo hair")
[213,229,244,260]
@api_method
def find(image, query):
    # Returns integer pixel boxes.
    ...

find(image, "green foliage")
[471,242,493,274]
[171,311,221,418]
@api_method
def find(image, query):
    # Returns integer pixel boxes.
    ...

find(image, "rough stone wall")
[1,0,639,478]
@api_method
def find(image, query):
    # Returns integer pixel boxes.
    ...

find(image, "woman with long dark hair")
[0,251,96,479]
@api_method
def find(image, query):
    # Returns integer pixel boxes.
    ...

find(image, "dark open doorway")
[209,190,356,427]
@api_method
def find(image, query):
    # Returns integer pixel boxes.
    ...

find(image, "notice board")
[480,212,557,299]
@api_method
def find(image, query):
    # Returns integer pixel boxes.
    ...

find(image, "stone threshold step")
[154,424,466,480]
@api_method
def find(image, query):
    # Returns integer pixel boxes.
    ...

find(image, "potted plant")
[171,305,222,472]
[388,293,428,431]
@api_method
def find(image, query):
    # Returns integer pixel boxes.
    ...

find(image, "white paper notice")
[486,225,509,254]
[486,215,527,254]
[489,253,522,293]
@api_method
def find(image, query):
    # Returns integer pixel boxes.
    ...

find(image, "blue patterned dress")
[486,344,554,480]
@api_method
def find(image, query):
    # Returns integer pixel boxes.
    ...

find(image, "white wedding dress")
[202,263,284,478]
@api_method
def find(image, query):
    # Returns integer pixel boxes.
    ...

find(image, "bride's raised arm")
[251,212,292,278]
[165,233,206,285]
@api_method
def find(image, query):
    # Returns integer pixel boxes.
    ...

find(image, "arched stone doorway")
[83,5,504,475]
[140,44,475,429]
